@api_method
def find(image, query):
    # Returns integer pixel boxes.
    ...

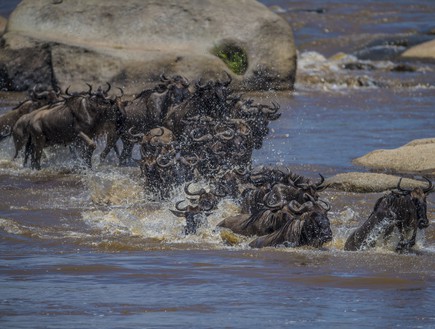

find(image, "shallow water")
[1,1,435,328]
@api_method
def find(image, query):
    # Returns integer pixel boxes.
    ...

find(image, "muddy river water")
[1,0,435,328]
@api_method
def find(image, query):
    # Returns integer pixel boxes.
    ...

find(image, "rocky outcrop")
[401,39,435,61]
[0,0,296,93]
[353,138,435,175]
[326,172,429,193]
[0,16,6,36]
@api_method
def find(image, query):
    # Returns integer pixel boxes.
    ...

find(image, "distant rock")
[326,172,430,193]
[353,138,435,175]
[0,16,6,36]
[0,0,296,93]
[353,34,434,61]
[401,39,435,61]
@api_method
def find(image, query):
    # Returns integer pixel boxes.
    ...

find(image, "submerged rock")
[0,0,296,93]
[353,138,435,175]
[326,172,429,193]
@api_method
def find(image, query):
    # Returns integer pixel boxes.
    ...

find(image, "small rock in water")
[220,229,241,246]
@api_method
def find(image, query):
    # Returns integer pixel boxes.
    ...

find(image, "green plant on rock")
[212,43,248,75]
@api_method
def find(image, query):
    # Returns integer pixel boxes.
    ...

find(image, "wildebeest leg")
[382,224,395,246]
[100,131,120,161]
[0,126,11,142]
[396,228,417,253]
[12,131,28,161]
[119,139,134,166]
[77,131,96,149]
[23,137,32,167]
[30,136,44,170]
[77,132,96,168]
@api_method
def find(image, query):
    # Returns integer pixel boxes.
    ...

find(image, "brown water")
[1,1,435,328]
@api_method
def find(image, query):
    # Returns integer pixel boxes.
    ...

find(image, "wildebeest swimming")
[2,74,432,251]
[11,84,126,169]
[0,85,62,142]
[177,164,334,249]
[344,177,433,253]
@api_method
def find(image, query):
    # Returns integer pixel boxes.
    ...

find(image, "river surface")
[1,1,435,328]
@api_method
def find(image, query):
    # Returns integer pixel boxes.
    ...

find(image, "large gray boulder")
[0,0,296,93]
[353,138,435,175]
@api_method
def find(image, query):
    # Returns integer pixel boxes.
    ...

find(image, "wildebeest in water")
[344,177,433,253]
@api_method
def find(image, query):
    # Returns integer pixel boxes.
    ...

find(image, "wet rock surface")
[0,0,296,93]
[353,138,435,176]
[326,172,430,193]
[402,39,435,61]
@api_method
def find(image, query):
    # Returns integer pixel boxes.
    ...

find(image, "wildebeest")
[344,177,433,252]
[13,86,126,169]
[0,86,62,142]
[219,194,331,238]
[115,75,190,165]
[248,199,333,249]
[163,73,232,137]
[170,183,222,234]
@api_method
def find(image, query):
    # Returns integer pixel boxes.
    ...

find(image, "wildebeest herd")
[0,74,433,253]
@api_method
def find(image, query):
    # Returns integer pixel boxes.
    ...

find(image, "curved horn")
[422,176,434,194]
[65,86,72,96]
[317,199,331,211]
[116,87,124,98]
[191,128,213,142]
[223,71,232,86]
[234,167,248,176]
[180,76,190,87]
[86,83,93,94]
[271,101,280,111]
[128,127,145,139]
[261,104,279,115]
[156,154,174,168]
[195,79,208,90]
[216,128,235,141]
[288,200,313,214]
[160,73,169,82]
[316,173,325,187]
[397,178,411,193]
[169,209,187,218]
[180,155,199,167]
[105,82,111,94]
[184,182,206,196]
[263,191,285,209]
[175,200,189,211]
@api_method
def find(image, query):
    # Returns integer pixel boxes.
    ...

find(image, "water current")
[1,1,435,328]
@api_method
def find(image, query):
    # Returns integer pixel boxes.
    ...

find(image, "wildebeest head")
[193,72,232,116]
[396,177,433,229]
[160,74,191,105]
[299,203,333,247]
[248,197,332,249]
